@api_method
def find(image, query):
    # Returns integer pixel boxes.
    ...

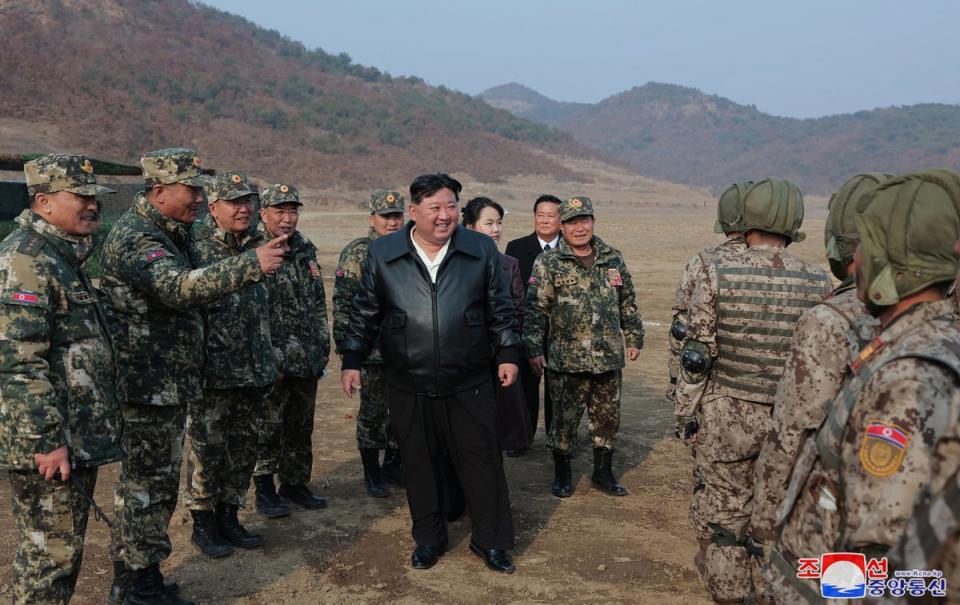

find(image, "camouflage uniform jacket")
[668,236,746,395]
[333,228,382,364]
[750,281,878,539]
[777,300,960,559]
[675,244,832,417]
[259,224,329,378]
[524,235,644,374]
[100,192,264,406]
[191,219,277,388]
[0,210,121,470]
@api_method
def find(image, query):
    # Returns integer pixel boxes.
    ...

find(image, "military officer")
[0,154,119,604]
[183,172,277,556]
[100,148,287,605]
[524,196,644,499]
[770,170,960,604]
[332,190,405,498]
[253,183,330,515]
[669,182,750,415]
[675,178,832,603]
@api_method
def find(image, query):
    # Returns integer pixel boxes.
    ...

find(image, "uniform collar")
[134,191,191,241]
[16,209,95,264]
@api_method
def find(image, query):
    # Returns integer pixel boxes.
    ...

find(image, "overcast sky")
[205,0,959,119]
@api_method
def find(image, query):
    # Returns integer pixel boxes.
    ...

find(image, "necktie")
[544,243,551,251]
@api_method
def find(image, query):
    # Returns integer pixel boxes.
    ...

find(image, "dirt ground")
[0,170,831,604]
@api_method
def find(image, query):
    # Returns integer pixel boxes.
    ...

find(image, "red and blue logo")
[819,553,867,598]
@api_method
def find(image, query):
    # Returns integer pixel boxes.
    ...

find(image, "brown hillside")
[0,0,597,189]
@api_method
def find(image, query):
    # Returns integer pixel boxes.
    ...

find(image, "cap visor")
[69,184,116,196]
[562,210,593,222]
[181,175,211,187]
[265,199,302,207]
[375,208,404,216]
[220,190,258,200]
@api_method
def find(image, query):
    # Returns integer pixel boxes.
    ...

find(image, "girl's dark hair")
[409,173,462,204]
[462,196,504,226]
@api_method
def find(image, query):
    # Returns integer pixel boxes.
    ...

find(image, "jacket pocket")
[381,309,407,369]
[464,308,492,364]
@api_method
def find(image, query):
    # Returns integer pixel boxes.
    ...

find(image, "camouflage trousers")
[254,376,318,486]
[185,386,269,510]
[355,365,398,450]
[110,403,187,570]
[546,369,621,452]
[7,467,98,605]
[691,392,771,603]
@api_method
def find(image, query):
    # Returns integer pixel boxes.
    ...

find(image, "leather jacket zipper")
[431,281,440,394]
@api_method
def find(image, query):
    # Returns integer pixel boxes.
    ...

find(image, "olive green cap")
[856,169,960,308]
[204,171,257,202]
[741,178,806,243]
[141,147,208,187]
[824,172,892,280]
[713,181,754,234]
[560,196,594,222]
[261,183,301,207]
[369,190,405,215]
[24,153,116,197]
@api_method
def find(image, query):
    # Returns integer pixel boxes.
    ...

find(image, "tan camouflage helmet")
[141,147,208,187]
[559,196,594,222]
[24,154,116,197]
[740,178,806,243]
[205,171,257,203]
[713,181,754,234]
[261,183,301,207]
[824,172,892,280]
[369,190,405,215]
[856,169,960,308]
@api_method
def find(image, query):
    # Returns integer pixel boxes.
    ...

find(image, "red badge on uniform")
[145,249,168,263]
[528,276,537,285]
[308,260,321,278]
[335,268,345,278]
[11,290,39,304]
[607,268,623,286]
[859,420,909,478]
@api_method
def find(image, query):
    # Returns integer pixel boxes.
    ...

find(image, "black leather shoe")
[411,544,443,570]
[190,510,234,558]
[217,504,265,549]
[469,542,516,574]
[279,483,327,509]
[107,561,179,605]
[504,449,523,457]
[254,474,290,518]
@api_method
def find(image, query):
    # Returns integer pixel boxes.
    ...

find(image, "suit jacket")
[500,253,525,329]
[505,232,547,286]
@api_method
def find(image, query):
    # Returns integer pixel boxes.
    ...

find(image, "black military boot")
[591,447,628,496]
[123,565,195,605]
[190,509,233,558]
[279,482,327,509]
[254,474,290,518]
[551,450,573,498]
[360,448,390,498]
[217,503,265,549]
[381,448,403,485]
[108,561,181,605]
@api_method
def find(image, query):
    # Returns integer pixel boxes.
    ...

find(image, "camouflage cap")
[261,183,301,207]
[24,154,116,197]
[205,171,257,202]
[559,196,594,222]
[141,147,208,187]
[369,190,405,215]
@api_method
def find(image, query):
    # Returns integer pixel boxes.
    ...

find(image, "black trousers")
[388,380,515,550]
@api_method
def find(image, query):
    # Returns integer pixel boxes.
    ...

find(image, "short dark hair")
[409,173,462,204]
[533,194,562,212]
[461,196,504,226]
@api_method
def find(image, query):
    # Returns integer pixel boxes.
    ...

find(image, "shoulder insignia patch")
[17,233,45,257]
[607,268,623,287]
[859,420,909,478]
[145,249,168,263]
[850,336,885,374]
[308,260,321,278]
[528,276,537,285]
[10,290,40,305]
[335,268,345,278]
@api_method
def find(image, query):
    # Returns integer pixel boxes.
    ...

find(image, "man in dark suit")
[505,194,562,446]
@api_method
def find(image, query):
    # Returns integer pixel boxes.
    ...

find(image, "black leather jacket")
[341,222,520,396]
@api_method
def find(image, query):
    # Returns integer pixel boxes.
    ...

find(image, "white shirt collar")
[410,227,451,283]
[537,234,560,250]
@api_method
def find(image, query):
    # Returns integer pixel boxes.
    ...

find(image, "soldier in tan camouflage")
[524,196,644,499]
[675,178,833,603]
[253,183,330,517]
[669,182,750,421]
[0,154,120,605]
[770,170,960,605]
[749,175,887,555]
[332,190,405,498]
[100,148,287,605]
[183,172,276,557]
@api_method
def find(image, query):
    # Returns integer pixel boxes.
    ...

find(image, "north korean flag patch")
[308,260,321,278]
[607,268,623,287]
[11,290,39,304]
[335,268,345,278]
[859,421,909,478]
[145,249,168,263]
